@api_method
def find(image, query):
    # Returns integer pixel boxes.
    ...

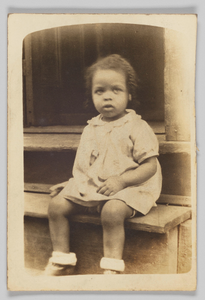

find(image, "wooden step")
[24,133,191,154]
[24,182,192,207]
[24,122,165,134]
[24,192,192,234]
[24,151,191,197]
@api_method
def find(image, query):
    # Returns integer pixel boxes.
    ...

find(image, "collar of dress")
[87,109,141,128]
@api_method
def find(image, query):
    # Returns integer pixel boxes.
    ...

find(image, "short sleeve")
[131,119,159,164]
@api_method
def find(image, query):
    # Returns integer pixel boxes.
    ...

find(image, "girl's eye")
[113,88,122,94]
[95,89,103,95]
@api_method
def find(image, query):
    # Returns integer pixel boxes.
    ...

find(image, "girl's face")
[92,69,131,122]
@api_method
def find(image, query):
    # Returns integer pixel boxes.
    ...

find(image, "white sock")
[50,251,77,266]
[100,257,125,272]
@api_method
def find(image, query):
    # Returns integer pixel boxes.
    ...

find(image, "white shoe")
[44,260,75,276]
[103,269,120,275]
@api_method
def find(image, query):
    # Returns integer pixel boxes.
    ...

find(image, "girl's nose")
[103,91,112,100]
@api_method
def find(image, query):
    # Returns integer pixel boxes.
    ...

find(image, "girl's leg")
[48,195,84,253]
[101,199,133,260]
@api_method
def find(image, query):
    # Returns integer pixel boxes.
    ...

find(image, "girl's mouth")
[103,105,114,110]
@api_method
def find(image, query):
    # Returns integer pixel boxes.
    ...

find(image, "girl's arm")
[121,156,157,188]
[97,157,157,196]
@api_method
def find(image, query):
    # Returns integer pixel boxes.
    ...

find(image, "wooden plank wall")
[23,24,165,127]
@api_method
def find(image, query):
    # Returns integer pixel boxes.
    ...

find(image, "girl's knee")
[48,196,70,220]
[101,200,130,227]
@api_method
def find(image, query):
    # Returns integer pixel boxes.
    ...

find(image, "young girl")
[45,54,162,275]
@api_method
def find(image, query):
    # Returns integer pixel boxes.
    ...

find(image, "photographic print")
[7,14,197,291]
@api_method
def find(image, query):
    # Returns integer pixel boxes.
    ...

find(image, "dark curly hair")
[84,54,139,111]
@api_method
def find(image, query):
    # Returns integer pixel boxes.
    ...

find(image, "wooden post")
[24,34,34,126]
[177,219,192,273]
[164,29,195,141]
[167,226,178,273]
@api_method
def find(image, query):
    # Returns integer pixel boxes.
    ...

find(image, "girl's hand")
[97,176,126,197]
[49,181,68,198]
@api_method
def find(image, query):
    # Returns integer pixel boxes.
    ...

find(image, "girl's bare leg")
[48,195,84,253]
[101,199,133,259]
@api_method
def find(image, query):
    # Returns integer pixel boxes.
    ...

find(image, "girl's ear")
[128,94,132,101]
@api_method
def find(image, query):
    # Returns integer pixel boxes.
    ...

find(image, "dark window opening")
[23,23,165,127]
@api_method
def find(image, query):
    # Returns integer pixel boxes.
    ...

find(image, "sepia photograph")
[7,14,197,291]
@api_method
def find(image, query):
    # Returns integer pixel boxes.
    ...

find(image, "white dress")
[58,110,162,215]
